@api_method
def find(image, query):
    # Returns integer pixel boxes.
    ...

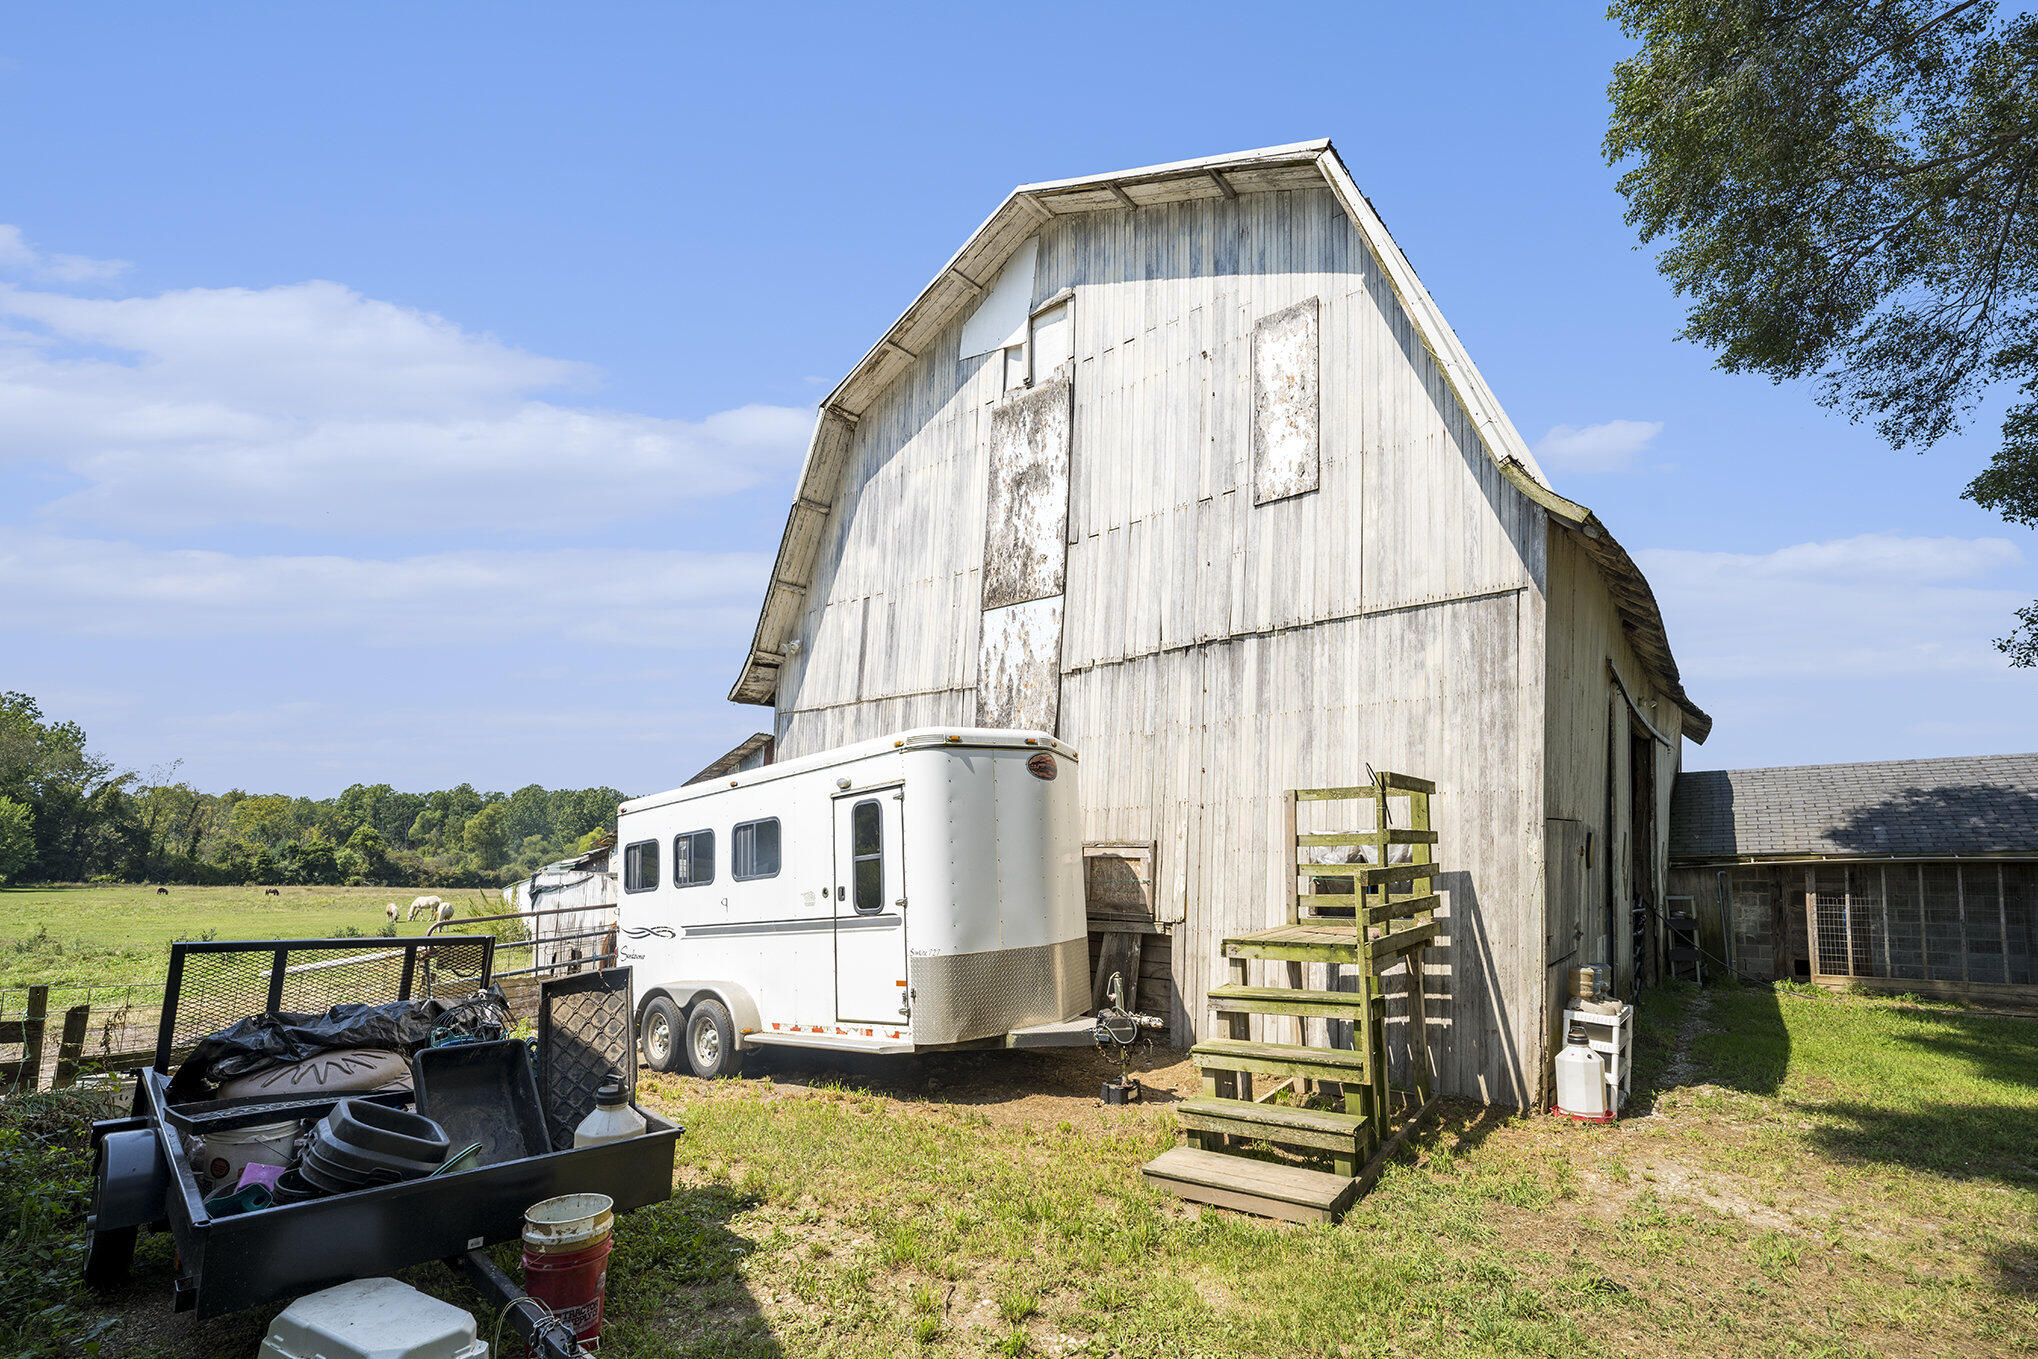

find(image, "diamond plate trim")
[908,937,1087,1045]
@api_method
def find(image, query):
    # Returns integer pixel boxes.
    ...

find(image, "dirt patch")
[706,1042,1200,1129]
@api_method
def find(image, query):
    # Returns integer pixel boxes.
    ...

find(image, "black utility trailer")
[85,937,677,1357]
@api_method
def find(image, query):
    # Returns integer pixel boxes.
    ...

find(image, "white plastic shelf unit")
[1563,1003,1632,1117]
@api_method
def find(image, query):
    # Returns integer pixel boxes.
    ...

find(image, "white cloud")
[1533,418,1663,474]
[1640,533,2028,680]
[0,224,131,285]
[0,530,771,647]
[0,273,810,532]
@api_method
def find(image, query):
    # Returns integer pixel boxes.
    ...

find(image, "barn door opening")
[832,790,907,1025]
[1628,732,1657,986]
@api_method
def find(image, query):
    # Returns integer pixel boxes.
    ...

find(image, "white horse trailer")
[616,728,1090,1077]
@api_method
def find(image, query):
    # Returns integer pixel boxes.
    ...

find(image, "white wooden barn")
[721,140,1710,1107]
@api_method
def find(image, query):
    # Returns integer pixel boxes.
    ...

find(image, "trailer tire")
[684,998,738,1079]
[83,1225,136,1290]
[640,996,685,1074]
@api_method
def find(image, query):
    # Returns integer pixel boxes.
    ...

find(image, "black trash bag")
[168,999,449,1103]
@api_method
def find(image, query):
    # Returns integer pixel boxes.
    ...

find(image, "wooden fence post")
[51,1006,91,1090]
[23,986,50,1090]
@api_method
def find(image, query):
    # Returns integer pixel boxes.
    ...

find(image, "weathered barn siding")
[1541,529,1686,1065]
[770,186,1556,1103]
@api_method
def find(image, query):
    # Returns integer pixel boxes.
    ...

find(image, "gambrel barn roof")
[731,139,1711,741]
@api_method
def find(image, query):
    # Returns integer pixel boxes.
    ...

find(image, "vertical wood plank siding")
[771,187,1588,1104]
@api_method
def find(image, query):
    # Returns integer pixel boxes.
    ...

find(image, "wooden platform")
[1140,1146,1358,1224]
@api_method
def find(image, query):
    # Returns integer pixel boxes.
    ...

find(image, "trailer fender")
[643,983,763,1049]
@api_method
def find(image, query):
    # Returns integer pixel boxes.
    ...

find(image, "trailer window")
[623,839,659,893]
[732,817,780,881]
[850,799,883,915]
[674,829,714,887]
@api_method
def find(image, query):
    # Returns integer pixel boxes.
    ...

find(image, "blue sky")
[2,2,2032,796]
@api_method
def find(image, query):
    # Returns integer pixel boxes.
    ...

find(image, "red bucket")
[521,1235,612,1347]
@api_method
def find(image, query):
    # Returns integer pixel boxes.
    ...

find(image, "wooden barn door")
[976,376,1072,732]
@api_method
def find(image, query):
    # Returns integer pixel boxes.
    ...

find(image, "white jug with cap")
[573,1073,647,1146]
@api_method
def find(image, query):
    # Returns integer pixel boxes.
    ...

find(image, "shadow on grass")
[1684,983,1793,1097]
[1670,983,2038,1191]
[1987,1238,2038,1301]
[1808,1096,2038,1188]
[743,1042,1172,1110]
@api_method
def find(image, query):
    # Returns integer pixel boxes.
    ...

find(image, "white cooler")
[259,1277,487,1359]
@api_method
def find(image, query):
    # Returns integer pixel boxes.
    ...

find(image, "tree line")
[0,692,623,888]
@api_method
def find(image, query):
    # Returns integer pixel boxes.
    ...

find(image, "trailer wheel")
[640,996,684,1073]
[684,998,738,1079]
[83,1224,137,1290]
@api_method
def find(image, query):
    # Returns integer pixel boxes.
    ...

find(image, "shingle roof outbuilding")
[1669,754,2038,862]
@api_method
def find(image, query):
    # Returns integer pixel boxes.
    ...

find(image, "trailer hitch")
[454,1248,584,1359]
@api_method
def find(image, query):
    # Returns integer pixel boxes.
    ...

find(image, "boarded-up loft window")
[1031,297,1073,377]
[1251,297,1321,505]
[981,378,1072,610]
[1000,296,1075,394]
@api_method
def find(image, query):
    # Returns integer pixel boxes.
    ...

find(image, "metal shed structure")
[725,140,1711,1107]
[1669,755,2038,1002]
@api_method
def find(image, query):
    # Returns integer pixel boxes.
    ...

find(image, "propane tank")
[572,1074,646,1147]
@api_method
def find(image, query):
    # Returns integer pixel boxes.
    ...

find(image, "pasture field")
[18,982,2031,1359]
[0,883,507,992]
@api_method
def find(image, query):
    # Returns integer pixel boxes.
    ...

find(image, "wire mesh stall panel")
[154,937,496,1070]
[1804,862,2037,994]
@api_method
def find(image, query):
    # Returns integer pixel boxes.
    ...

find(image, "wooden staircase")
[1143,771,1441,1223]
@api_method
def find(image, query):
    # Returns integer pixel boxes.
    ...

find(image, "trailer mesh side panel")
[162,939,494,1057]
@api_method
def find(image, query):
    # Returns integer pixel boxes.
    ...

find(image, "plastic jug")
[573,1074,646,1147]
[1554,1041,1609,1120]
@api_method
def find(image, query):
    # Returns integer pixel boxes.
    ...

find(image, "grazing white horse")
[434,900,455,925]
[384,902,401,923]
[408,894,445,921]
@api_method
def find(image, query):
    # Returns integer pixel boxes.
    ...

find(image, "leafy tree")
[0,796,32,883]
[216,839,276,885]
[503,784,553,846]
[1606,1,2038,657]
[462,803,509,870]
[281,831,343,886]
[345,824,395,882]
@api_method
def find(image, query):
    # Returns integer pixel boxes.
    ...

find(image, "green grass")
[25,983,2038,1358]
[0,884,507,991]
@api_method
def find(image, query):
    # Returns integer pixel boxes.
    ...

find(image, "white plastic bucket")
[195,1120,298,1196]
[522,1191,615,1253]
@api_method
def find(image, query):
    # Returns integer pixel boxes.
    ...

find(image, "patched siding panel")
[976,596,1063,731]
[981,377,1073,611]
[1251,296,1320,505]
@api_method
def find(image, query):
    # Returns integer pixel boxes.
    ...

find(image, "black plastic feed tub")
[413,1038,552,1167]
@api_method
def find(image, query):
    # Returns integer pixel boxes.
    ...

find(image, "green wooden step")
[1223,926,1361,964]
[1141,1146,1358,1225]
[1207,984,1376,1020]
[1177,1097,1370,1152]
[1192,1038,1371,1082]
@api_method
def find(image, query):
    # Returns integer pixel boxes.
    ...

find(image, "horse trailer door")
[832,790,907,1025]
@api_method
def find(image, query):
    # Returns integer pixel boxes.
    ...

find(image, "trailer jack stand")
[454,1248,584,1359]
[1093,971,1163,1107]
